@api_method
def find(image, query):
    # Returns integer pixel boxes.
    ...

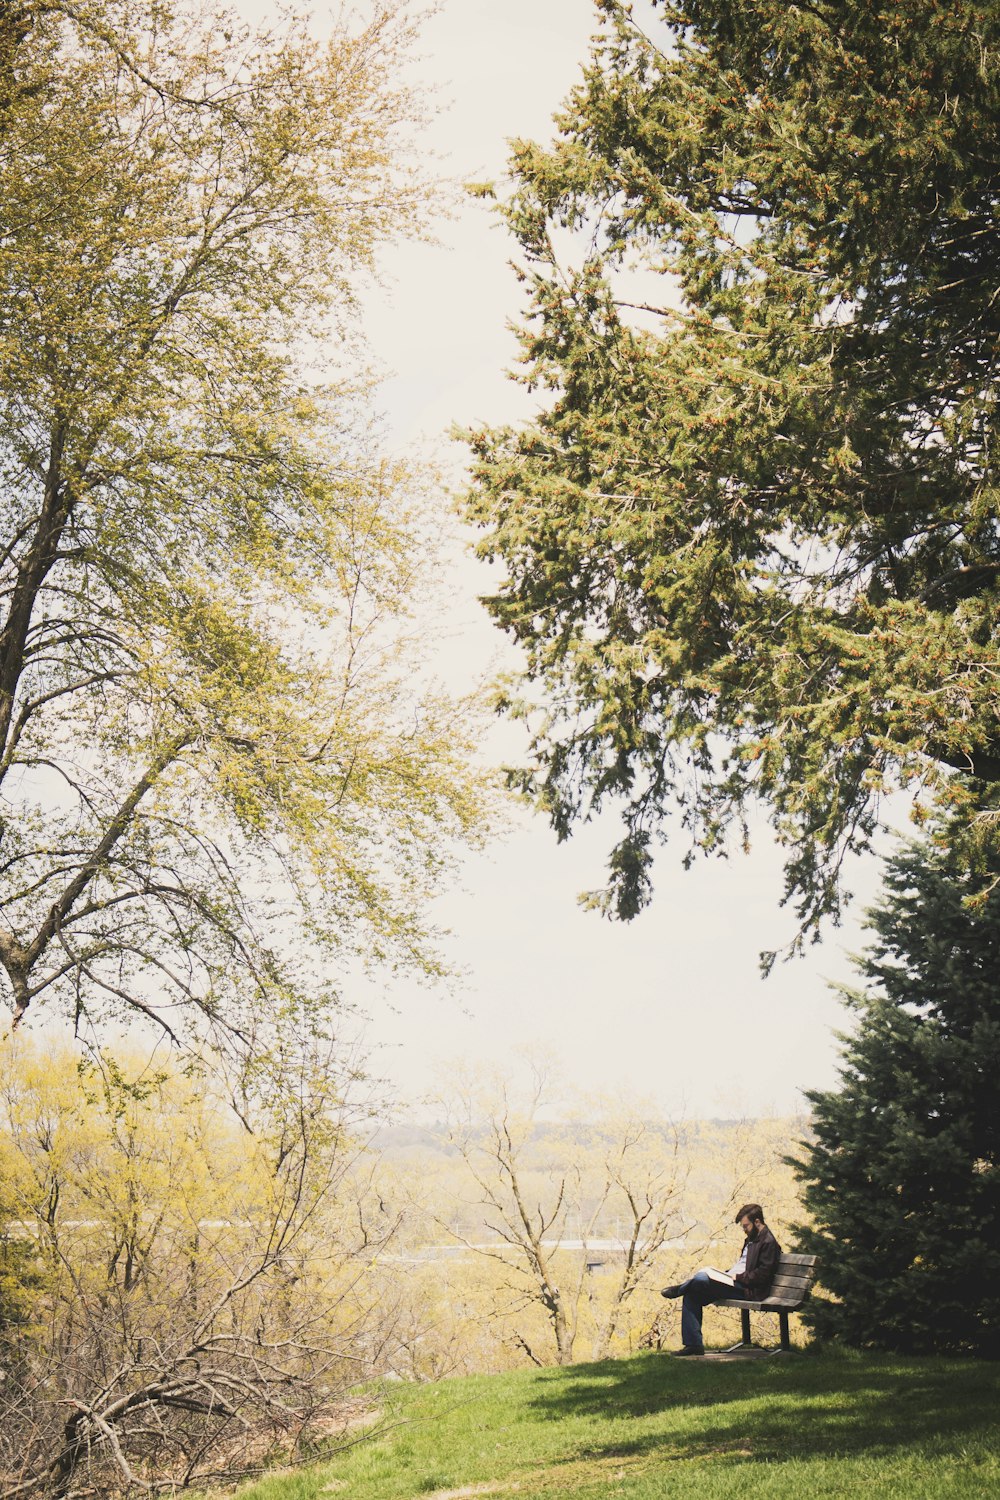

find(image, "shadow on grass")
[527,1350,1000,1465]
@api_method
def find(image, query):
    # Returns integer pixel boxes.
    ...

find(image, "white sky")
[220,0,893,1120]
[337,0,893,1120]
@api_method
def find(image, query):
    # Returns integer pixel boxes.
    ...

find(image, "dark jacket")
[734,1223,780,1297]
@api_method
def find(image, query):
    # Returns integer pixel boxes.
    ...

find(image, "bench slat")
[722,1288,809,1299]
[717,1271,817,1298]
[774,1254,818,1267]
[717,1296,808,1311]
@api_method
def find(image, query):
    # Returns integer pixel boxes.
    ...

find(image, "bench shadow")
[527,1350,1000,1465]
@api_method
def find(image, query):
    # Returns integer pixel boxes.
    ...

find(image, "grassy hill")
[209,1347,1000,1500]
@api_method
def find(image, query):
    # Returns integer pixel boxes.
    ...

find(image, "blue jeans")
[679,1270,750,1350]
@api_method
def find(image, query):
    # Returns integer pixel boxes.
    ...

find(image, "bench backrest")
[765,1252,819,1306]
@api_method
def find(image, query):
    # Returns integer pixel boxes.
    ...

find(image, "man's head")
[735,1203,765,1237]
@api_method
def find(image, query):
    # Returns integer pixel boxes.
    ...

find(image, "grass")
[204,1348,1000,1500]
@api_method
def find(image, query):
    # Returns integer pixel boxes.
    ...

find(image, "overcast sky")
[243,0,895,1118]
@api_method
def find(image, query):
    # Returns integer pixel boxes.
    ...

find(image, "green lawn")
[211,1349,1000,1500]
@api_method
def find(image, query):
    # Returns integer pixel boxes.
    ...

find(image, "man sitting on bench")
[660,1202,781,1357]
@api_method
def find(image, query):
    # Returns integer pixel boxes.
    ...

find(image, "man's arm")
[742,1228,780,1295]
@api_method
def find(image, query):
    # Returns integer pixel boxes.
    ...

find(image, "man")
[660,1202,781,1356]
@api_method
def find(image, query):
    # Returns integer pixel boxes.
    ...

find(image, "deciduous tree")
[434,1060,688,1365]
[0,0,484,1051]
[0,1036,395,1494]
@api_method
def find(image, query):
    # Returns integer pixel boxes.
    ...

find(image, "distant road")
[385,1236,695,1263]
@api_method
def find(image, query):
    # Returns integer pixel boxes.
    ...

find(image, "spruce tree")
[793,834,1000,1356]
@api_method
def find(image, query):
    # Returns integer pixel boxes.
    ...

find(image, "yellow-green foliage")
[0,1035,389,1373]
[0,1032,407,1489]
[0,1034,810,1408]
[0,0,488,1053]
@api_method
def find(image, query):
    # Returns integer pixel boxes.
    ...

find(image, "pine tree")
[464,0,1000,946]
[792,834,1000,1356]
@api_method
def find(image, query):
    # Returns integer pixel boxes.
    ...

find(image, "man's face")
[739,1215,755,1237]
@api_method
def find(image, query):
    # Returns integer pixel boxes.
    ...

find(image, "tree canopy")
[0,0,484,1054]
[792,831,1000,1356]
[464,0,1000,950]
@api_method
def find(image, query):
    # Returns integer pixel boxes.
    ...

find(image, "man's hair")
[735,1203,764,1224]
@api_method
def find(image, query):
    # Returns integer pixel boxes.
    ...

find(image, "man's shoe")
[673,1345,705,1357]
[660,1284,684,1298]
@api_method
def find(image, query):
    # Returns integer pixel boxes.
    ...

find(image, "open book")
[703,1267,737,1287]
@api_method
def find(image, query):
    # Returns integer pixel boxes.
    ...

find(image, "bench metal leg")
[725,1307,754,1353]
[779,1311,790,1352]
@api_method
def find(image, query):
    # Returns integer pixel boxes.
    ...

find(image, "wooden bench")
[717,1252,819,1352]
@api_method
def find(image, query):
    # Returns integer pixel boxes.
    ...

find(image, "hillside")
[210,1348,1000,1500]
